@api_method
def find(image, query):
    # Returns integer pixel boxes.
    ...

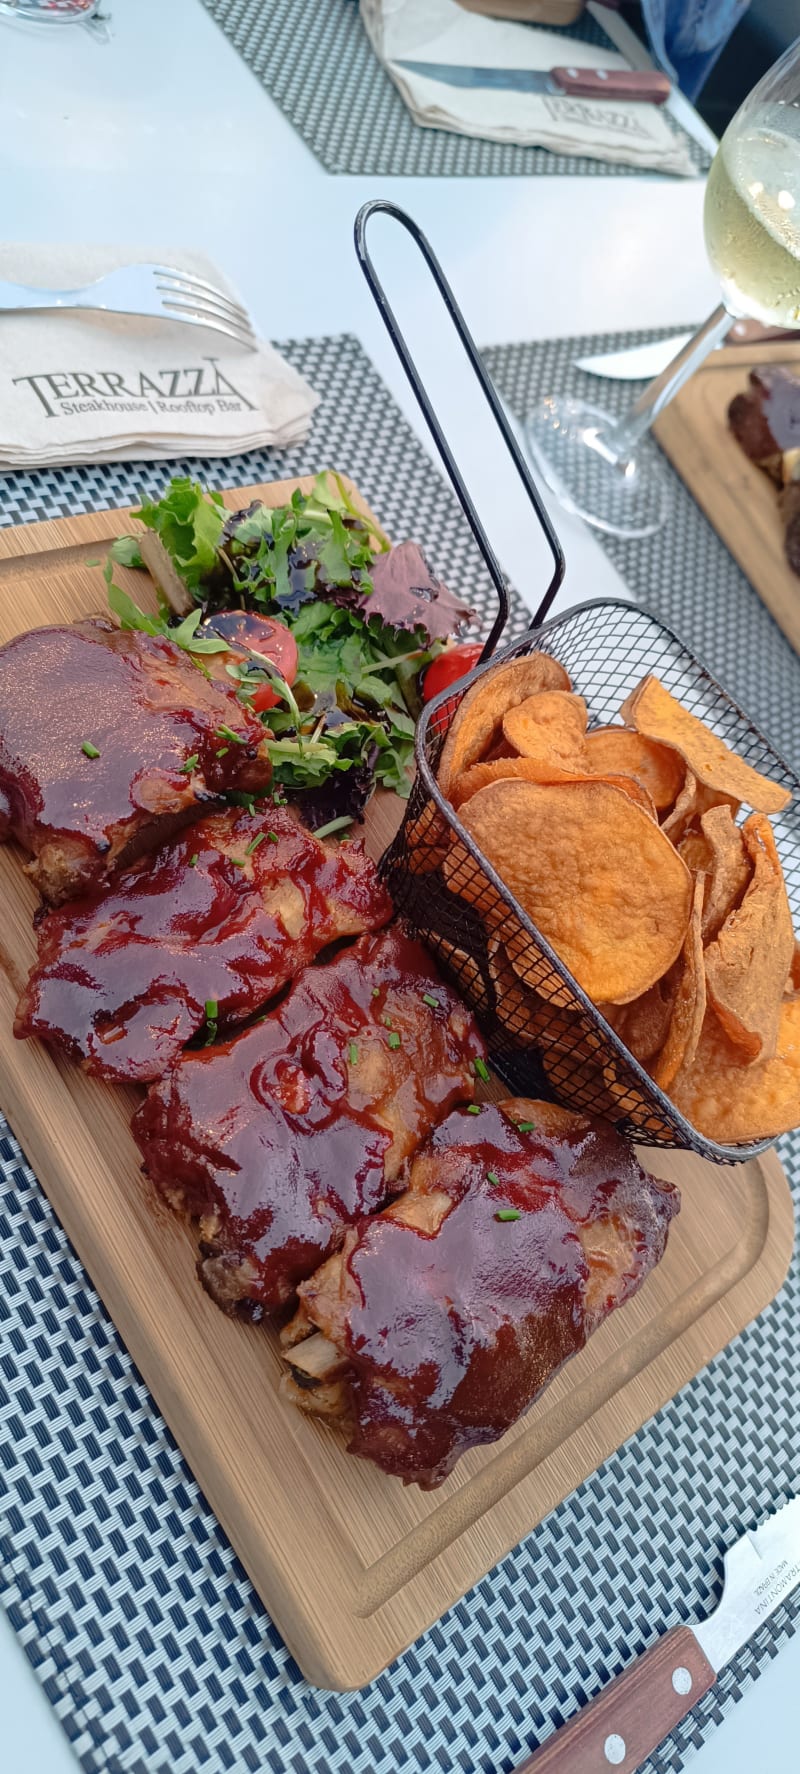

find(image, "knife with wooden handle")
[395,60,671,104]
[511,1494,800,1774]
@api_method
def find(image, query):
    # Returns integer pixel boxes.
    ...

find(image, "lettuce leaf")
[135,477,226,591]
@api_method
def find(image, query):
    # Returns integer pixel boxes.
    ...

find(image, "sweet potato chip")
[598,977,676,1065]
[678,828,713,877]
[652,880,706,1091]
[543,1027,621,1122]
[450,756,569,811]
[597,776,658,820]
[437,653,571,794]
[487,936,553,1043]
[404,800,451,874]
[703,813,794,1062]
[670,998,800,1142]
[661,771,739,845]
[501,928,577,1010]
[501,691,588,780]
[452,779,692,1005]
[420,931,490,1015]
[601,1054,676,1141]
[585,727,685,812]
[451,758,655,818]
[698,804,751,940]
[621,676,791,815]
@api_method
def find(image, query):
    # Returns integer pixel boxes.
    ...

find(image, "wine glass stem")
[602,303,736,467]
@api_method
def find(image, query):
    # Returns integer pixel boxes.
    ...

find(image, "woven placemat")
[0,332,798,1774]
[198,0,710,178]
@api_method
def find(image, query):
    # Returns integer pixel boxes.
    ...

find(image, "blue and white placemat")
[198,0,710,179]
[0,332,798,1774]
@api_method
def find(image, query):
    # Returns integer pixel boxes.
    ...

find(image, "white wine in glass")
[524,36,800,539]
[705,103,800,327]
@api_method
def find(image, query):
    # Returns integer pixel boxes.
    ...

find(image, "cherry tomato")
[204,610,298,711]
[422,642,484,703]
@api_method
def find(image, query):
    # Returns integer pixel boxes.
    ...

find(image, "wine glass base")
[524,396,671,539]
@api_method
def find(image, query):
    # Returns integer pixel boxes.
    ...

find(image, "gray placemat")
[199,0,710,178]
[0,332,798,1774]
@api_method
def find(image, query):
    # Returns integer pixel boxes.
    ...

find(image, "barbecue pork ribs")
[0,620,271,903]
[132,924,486,1316]
[282,1098,680,1487]
[15,806,392,1082]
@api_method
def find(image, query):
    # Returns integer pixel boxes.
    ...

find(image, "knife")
[394,60,671,104]
[511,1492,800,1773]
[575,320,800,380]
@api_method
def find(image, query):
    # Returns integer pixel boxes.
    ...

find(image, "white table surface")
[0,2,798,1769]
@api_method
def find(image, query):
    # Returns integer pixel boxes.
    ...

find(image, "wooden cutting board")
[654,338,800,658]
[0,485,794,1691]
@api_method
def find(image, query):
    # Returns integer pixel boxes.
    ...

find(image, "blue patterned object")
[197,0,710,178]
[0,332,798,1774]
[641,0,751,100]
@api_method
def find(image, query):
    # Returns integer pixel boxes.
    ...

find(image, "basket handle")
[354,199,565,660]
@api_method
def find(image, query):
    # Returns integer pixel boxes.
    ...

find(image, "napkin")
[0,245,319,470]
[360,0,695,175]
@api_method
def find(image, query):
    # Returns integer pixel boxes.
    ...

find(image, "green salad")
[105,471,475,826]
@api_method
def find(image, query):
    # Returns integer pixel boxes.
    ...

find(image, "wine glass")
[523,35,800,539]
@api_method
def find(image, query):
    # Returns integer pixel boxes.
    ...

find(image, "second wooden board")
[0,488,794,1690]
[654,338,800,658]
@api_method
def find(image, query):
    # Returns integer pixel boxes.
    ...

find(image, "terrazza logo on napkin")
[12,355,258,419]
[0,245,318,467]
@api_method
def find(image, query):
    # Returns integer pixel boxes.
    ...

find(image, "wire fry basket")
[381,598,800,1164]
[354,199,800,1164]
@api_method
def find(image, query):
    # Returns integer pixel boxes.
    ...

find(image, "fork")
[0,263,258,350]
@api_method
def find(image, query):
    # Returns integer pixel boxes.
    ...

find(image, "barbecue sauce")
[133,925,486,1315]
[16,805,392,1082]
[0,620,271,901]
[336,1103,680,1487]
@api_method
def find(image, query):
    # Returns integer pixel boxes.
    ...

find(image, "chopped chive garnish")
[516,1120,537,1133]
[246,833,266,855]
[466,1103,482,1115]
[372,987,381,998]
[181,754,199,773]
[231,857,246,868]
[189,853,199,868]
[473,1057,490,1083]
[495,1208,521,1222]
[203,997,219,1045]
[348,1042,359,1066]
[422,994,440,1010]
[313,815,354,841]
[216,746,229,758]
[486,1171,500,1187]
[81,740,100,759]
[387,1031,401,1050]
[268,831,279,844]
[382,1015,394,1029]
[214,725,246,745]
